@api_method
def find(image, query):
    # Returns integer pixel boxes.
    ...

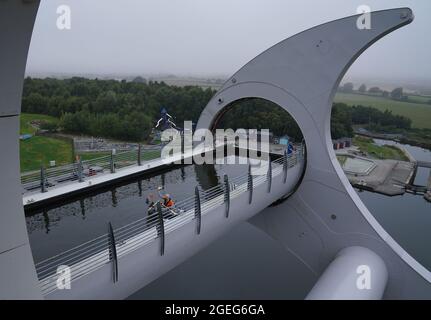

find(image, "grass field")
[334,92,431,129]
[352,136,409,161]
[20,136,74,172]
[406,95,431,104]
[20,113,163,172]
[20,113,73,172]
[20,113,59,135]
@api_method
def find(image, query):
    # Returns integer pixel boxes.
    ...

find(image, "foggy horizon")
[26,0,431,85]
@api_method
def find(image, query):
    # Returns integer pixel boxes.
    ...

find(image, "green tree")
[341,82,354,93]
[391,87,404,100]
[358,84,367,93]
[368,87,382,94]
[331,103,353,139]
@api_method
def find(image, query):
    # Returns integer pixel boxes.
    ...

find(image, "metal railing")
[35,145,305,295]
[21,146,162,192]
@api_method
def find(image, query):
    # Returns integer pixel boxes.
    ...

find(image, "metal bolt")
[232,78,237,84]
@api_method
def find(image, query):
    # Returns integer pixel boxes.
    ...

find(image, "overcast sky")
[26,0,431,83]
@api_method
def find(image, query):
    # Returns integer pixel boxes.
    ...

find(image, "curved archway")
[210,96,307,202]
[195,8,431,298]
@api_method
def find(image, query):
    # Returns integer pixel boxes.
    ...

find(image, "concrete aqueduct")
[1,1,430,299]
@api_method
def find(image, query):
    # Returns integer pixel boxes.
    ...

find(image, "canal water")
[357,139,431,271]
[25,142,430,299]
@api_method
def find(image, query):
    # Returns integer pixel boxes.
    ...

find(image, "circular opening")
[213,97,306,201]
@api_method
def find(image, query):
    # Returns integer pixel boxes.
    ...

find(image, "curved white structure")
[0,0,42,299]
[306,246,388,300]
[1,1,430,299]
[195,6,431,299]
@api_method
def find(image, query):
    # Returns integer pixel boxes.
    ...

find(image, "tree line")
[22,77,215,141]
[22,77,306,142]
[21,77,412,143]
[339,82,431,105]
[216,99,304,141]
[331,103,412,139]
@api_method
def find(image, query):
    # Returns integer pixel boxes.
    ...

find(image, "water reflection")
[79,199,85,219]
[42,211,50,234]
[111,189,118,207]
[181,167,186,182]
[137,180,142,197]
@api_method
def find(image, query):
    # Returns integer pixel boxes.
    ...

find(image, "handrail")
[156,202,165,256]
[194,186,202,235]
[224,175,230,218]
[108,222,119,283]
[21,146,163,191]
[35,145,305,295]
[248,164,253,204]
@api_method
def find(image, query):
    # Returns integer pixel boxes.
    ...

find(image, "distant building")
[332,137,352,150]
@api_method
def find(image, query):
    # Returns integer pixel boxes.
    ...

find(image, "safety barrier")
[21,146,163,192]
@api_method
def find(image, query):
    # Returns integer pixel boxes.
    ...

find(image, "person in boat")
[154,187,182,219]
[157,186,175,208]
[161,193,175,208]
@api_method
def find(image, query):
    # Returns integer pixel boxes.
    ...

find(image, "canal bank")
[373,139,431,202]
[337,150,416,197]
[354,131,431,153]
[22,143,216,209]
[336,135,431,199]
